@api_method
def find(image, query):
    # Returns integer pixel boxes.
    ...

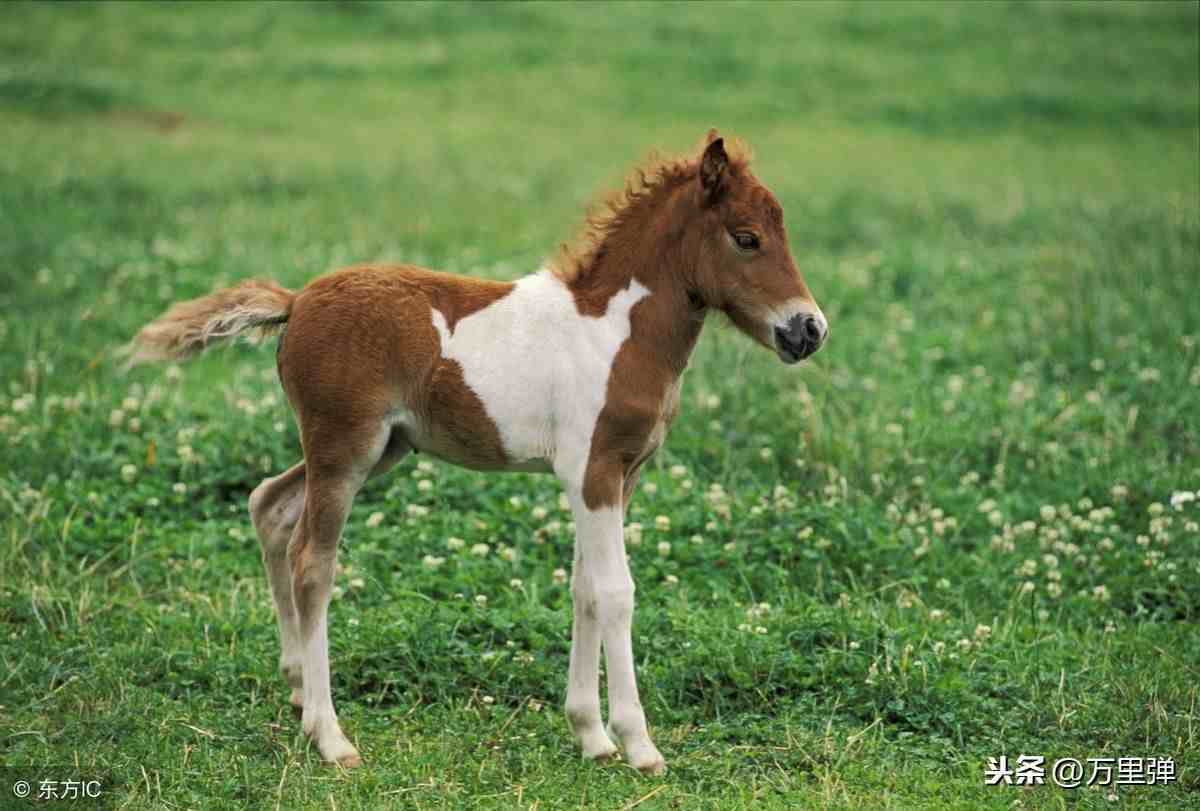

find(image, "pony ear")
[700,136,728,200]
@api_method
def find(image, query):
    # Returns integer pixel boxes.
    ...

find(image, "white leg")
[565,537,619,760]
[566,488,665,774]
[249,464,307,708]
[290,478,361,767]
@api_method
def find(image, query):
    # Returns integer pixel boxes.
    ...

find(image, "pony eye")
[733,231,760,251]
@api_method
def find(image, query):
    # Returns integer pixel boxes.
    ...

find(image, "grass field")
[2,1,1199,808]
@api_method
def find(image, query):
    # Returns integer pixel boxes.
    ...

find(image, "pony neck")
[564,186,705,377]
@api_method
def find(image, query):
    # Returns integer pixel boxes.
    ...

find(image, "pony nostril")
[801,316,823,344]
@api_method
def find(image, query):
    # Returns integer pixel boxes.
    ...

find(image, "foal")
[130,131,827,774]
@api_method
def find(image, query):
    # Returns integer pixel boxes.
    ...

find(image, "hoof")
[620,736,666,776]
[633,755,667,776]
[578,727,619,762]
[335,752,363,769]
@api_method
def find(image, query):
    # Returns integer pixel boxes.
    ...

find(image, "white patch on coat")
[428,270,650,477]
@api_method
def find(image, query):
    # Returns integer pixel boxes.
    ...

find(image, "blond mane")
[551,135,753,284]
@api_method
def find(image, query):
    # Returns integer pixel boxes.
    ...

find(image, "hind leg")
[290,421,409,767]
[249,462,307,709]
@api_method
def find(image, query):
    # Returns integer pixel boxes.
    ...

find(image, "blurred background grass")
[3,0,1196,499]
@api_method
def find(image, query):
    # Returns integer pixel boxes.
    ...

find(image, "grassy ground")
[2,1,1198,808]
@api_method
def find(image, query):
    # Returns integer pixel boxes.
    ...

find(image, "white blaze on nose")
[772,298,827,340]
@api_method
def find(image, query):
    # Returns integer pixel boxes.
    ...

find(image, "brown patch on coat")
[277,264,512,472]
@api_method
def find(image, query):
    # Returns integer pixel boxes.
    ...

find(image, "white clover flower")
[974,624,992,641]
[759,447,774,460]
[178,444,195,463]
[670,464,688,479]
[654,515,671,532]
[499,545,517,562]
[349,577,365,590]
[1040,505,1056,522]
[471,543,490,557]
[1092,585,1110,602]
[755,626,768,635]
[446,537,466,551]
[475,594,488,606]
[406,504,429,517]
[657,541,671,557]
[690,534,704,545]
[417,479,433,492]
[929,609,945,621]
[642,481,658,495]
[1170,491,1196,510]
[120,464,137,483]
[510,578,523,589]
[365,511,384,528]
[977,499,997,513]
[552,568,568,585]
[663,574,678,587]
[422,554,445,569]
[1021,581,1036,594]
[625,522,643,545]
[531,505,548,520]
[1047,582,1062,598]
[109,409,125,427]
[508,496,523,508]
[172,482,187,495]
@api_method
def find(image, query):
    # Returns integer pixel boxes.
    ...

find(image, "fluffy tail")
[125,279,295,365]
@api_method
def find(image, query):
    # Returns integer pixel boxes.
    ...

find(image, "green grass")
[2,1,1198,808]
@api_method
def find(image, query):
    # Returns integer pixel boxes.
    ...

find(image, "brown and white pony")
[129,131,827,774]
